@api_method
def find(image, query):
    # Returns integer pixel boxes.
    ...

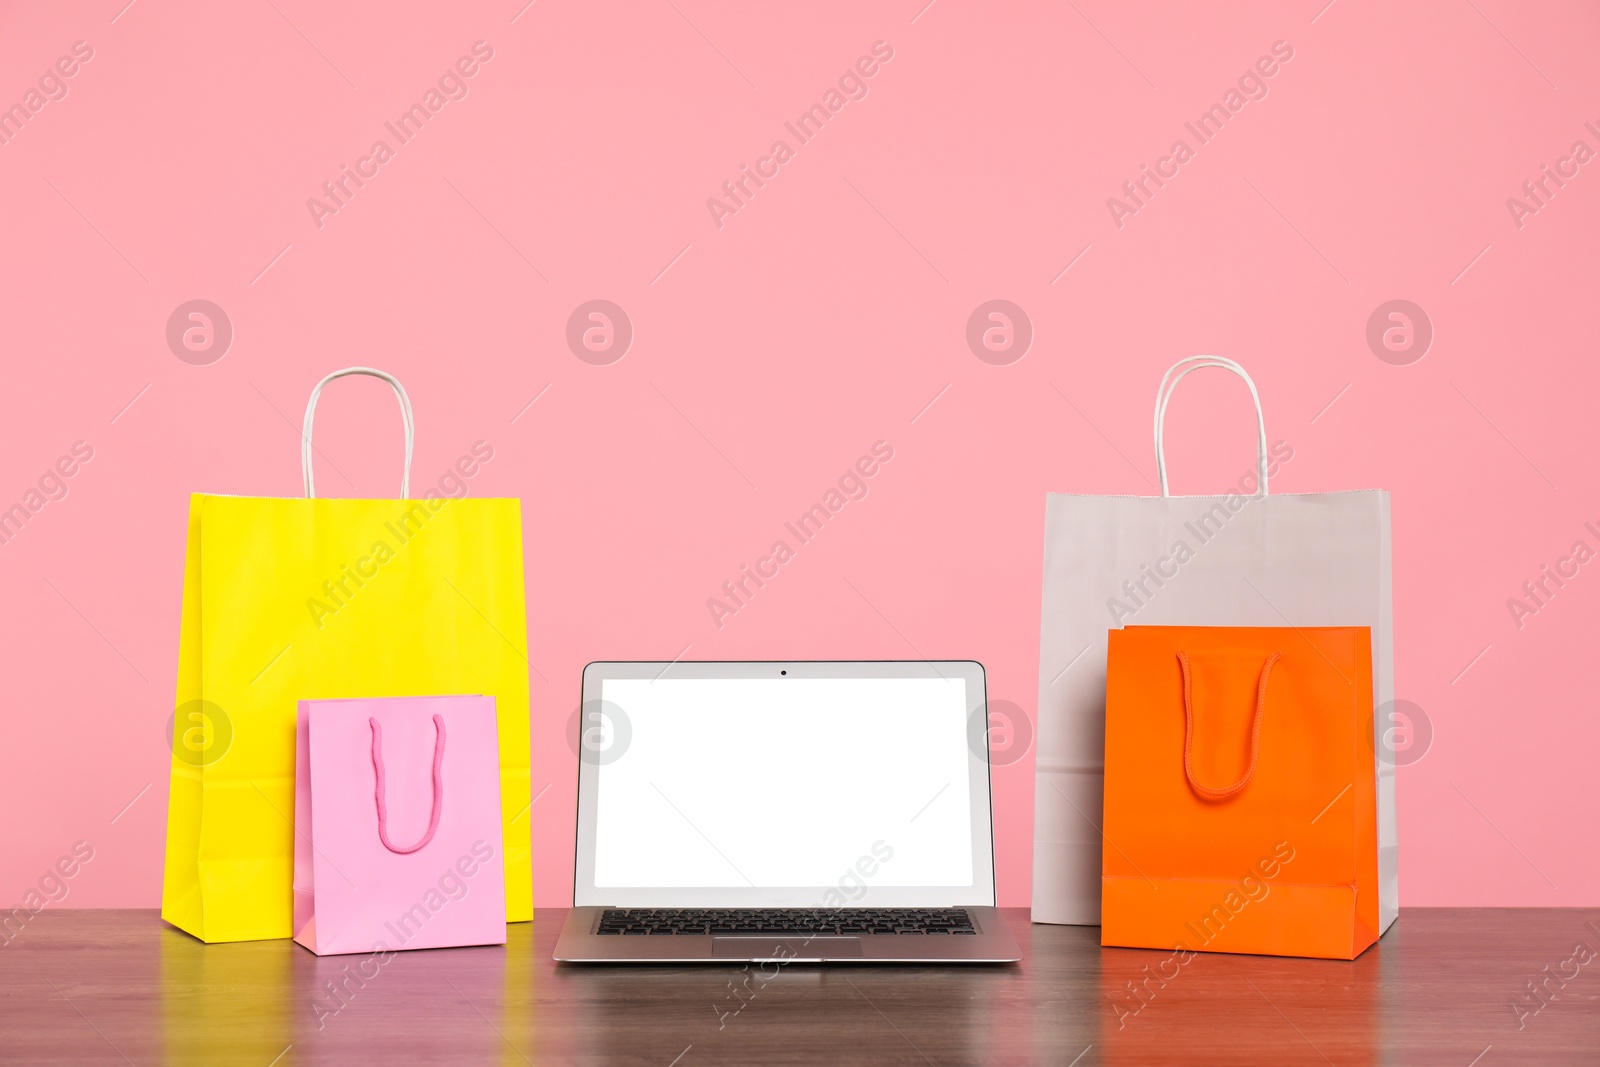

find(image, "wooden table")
[2,908,1595,1064]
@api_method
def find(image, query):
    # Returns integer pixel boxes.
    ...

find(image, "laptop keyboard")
[596,907,977,936]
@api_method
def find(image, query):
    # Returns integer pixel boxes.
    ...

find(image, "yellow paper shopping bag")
[162,368,532,943]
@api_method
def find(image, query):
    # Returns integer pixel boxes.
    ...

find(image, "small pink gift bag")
[293,695,508,955]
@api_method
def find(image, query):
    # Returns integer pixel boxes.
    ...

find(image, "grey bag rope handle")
[1153,356,1269,498]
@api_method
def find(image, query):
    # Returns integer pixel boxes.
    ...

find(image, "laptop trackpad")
[711,937,862,959]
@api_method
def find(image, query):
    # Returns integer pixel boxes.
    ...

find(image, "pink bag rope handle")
[1176,651,1281,801]
[369,714,446,853]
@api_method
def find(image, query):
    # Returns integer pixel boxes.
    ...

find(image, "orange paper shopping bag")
[1101,626,1381,960]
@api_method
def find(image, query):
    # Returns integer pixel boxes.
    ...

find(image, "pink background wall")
[2,0,1596,912]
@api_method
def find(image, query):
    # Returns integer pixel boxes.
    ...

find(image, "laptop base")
[554,906,1022,962]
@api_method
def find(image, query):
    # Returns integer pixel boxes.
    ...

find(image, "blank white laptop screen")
[593,676,974,890]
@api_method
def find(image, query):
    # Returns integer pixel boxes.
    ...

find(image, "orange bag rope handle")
[1176,650,1282,800]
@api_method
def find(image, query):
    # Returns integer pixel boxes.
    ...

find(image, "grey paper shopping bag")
[1031,357,1398,929]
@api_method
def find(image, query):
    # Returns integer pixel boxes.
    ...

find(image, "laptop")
[554,660,1022,962]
